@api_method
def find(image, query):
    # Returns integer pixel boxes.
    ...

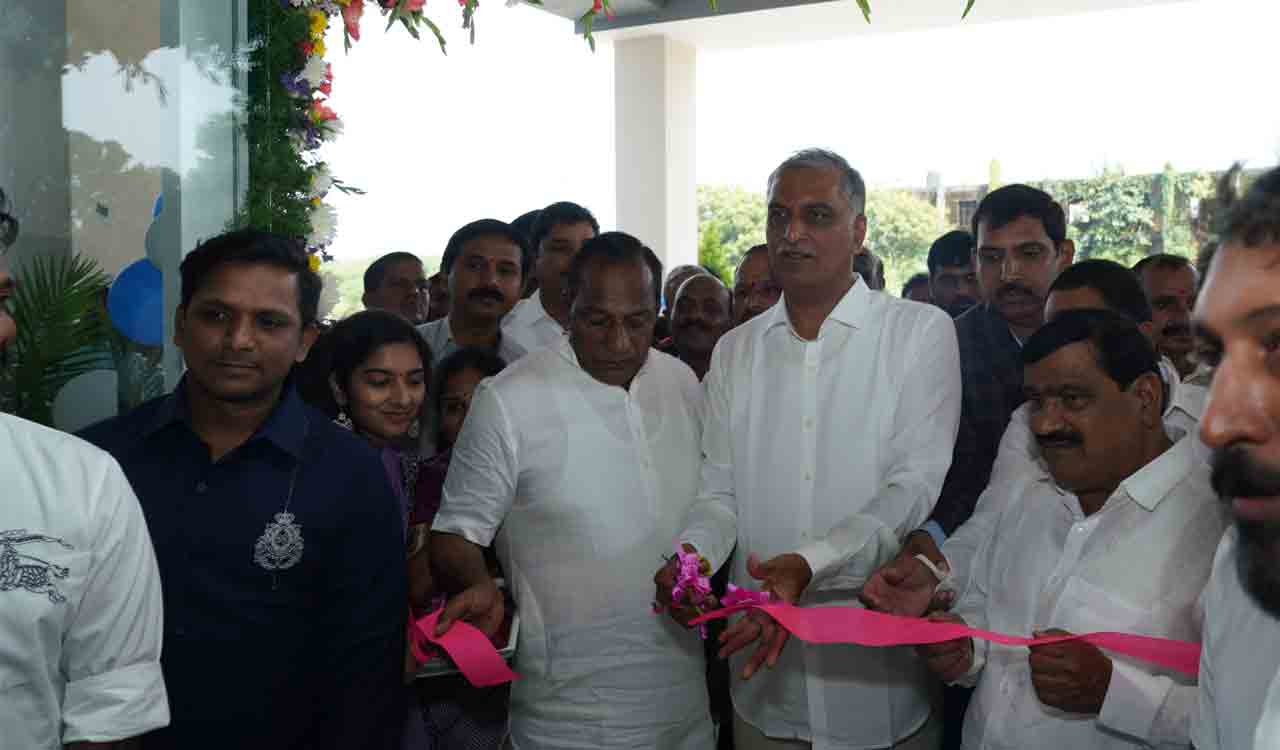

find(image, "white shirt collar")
[1115,431,1196,512]
[766,277,869,338]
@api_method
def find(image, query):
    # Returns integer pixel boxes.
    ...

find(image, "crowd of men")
[4,148,1280,750]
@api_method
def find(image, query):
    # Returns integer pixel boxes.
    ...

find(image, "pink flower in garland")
[310,100,338,124]
[405,0,428,10]
[341,0,364,41]
[592,0,614,20]
[319,64,333,96]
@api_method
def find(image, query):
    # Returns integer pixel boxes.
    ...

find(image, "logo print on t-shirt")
[0,530,73,603]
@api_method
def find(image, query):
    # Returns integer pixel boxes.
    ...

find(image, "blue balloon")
[108,258,163,346]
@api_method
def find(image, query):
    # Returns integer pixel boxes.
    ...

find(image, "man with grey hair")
[657,148,961,749]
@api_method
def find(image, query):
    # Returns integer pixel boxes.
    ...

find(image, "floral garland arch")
[243,0,975,268]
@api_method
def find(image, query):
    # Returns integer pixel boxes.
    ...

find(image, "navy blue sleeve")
[314,448,408,750]
[928,391,993,536]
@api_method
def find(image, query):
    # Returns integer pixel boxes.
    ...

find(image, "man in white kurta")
[864,261,1208,619]
[672,150,962,749]
[1193,529,1280,750]
[501,288,566,353]
[431,233,713,749]
[926,311,1225,750]
[1186,166,1280,750]
[1,413,169,748]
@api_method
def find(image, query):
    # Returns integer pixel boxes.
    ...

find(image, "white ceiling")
[533,0,1193,51]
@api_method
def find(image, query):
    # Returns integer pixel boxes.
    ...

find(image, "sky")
[319,0,1280,260]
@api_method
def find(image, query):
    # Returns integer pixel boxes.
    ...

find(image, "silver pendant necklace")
[252,425,309,583]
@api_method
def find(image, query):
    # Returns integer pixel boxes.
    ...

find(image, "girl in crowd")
[409,346,509,750]
[307,310,432,528]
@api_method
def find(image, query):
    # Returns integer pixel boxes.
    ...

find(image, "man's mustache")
[1162,322,1193,338]
[997,282,1036,301]
[1211,445,1280,500]
[1035,431,1083,450]
[467,287,506,303]
[677,319,713,332]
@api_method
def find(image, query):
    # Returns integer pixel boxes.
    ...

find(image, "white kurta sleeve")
[432,380,520,547]
[1191,569,1222,750]
[947,495,1004,689]
[677,343,738,573]
[1099,662,1196,748]
[60,453,169,744]
[941,409,1035,600]
[797,309,962,586]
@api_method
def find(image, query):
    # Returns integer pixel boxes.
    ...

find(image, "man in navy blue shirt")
[81,229,406,750]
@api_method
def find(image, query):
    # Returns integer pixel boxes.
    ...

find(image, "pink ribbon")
[408,610,520,687]
[690,598,1200,677]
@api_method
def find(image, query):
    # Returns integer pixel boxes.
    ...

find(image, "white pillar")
[613,35,698,274]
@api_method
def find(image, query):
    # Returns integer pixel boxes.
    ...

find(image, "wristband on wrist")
[913,553,953,590]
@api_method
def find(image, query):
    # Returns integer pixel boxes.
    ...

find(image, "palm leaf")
[8,253,112,426]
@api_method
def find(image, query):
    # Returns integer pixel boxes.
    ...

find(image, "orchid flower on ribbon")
[665,546,715,639]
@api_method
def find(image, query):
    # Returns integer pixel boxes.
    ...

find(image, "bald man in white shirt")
[1,413,168,749]
[660,149,961,750]
[430,232,713,749]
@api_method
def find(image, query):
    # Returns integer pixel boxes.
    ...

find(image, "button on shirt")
[500,289,566,354]
[954,432,1226,750]
[432,339,714,749]
[678,280,962,748]
[417,315,528,369]
[1,414,168,749]
[1193,528,1280,750]
[941,358,1208,597]
[79,381,407,750]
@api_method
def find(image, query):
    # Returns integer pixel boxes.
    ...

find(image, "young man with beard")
[917,310,1225,750]
[670,272,732,380]
[1133,253,1199,381]
[416,219,529,369]
[430,232,713,749]
[1191,165,1280,750]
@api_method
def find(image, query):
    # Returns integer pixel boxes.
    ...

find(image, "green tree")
[696,185,767,277]
[1042,167,1154,264]
[1040,165,1213,267]
[698,219,735,283]
[865,189,946,294]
